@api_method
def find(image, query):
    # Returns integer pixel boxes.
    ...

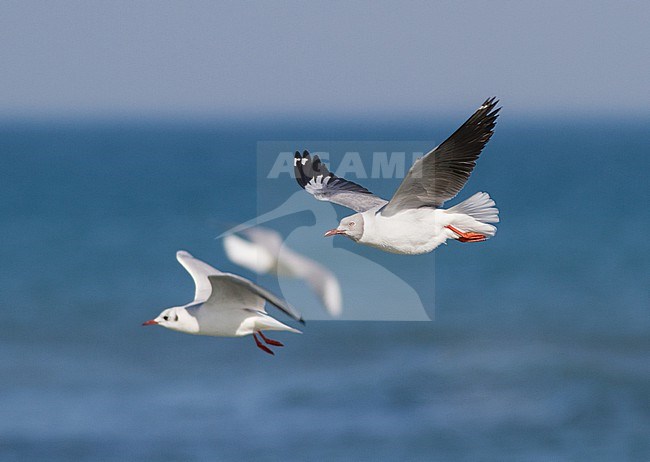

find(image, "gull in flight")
[143,251,303,355]
[223,226,343,317]
[294,98,500,255]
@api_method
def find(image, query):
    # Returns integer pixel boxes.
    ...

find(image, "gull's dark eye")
[349,221,355,227]
[174,314,179,322]
[163,315,169,321]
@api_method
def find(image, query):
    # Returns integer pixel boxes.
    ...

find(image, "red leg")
[253,333,274,355]
[446,225,487,243]
[258,331,284,347]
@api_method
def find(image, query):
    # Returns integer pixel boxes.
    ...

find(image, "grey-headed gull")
[294,98,500,255]
[223,226,342,317]
[143,251,303,355]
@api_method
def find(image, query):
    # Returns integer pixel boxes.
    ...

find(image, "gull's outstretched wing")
[380,98,500,217]
[207,274,304,323]
[294,151,387,213]
[176,250,222,303]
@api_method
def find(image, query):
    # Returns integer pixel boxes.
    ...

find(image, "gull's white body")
[178,302,297,337]
[167,300,299,337]
[358,193,498,255]
[145,251,301,339]
[359,208,456,255]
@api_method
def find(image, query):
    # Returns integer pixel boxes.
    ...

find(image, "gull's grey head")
[324,213,364,242]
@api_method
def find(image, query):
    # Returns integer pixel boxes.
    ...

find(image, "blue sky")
[1,1,649,119]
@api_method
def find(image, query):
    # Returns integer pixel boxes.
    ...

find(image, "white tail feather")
[446,192,499,237]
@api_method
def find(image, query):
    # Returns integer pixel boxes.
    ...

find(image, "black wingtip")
[462,97,500,140]
[294,150,311,188]
[479,97,501,118]
[310,154,331,177]
[294,149,332,188]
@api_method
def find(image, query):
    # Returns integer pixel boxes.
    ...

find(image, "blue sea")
[1,115,648,461]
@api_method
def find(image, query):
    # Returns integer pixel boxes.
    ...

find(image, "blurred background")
[1,1,648,461]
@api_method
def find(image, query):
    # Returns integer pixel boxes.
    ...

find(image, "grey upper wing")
[207,274,304,323]
[380,98,500,217]
[294,151,388,213]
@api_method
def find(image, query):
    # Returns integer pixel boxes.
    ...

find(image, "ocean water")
[0,116,648,461]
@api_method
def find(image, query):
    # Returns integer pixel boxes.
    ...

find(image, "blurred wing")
[277,249,343,317]
[207,274,304,323]
[226,225,343,316]
[176,250,222,303]
[241,227,284,255]
[294,151,387,213]
[381,98,500,216]
[223,234,277,274]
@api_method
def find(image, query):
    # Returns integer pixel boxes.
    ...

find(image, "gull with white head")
[143,251,303,355]
[294,98,501,255]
